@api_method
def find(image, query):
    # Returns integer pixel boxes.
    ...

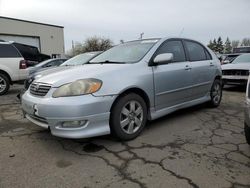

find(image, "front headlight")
[52,78,102,97]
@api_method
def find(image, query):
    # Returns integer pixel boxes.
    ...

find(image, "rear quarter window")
[0,44,21,58]
[184,41,207,61]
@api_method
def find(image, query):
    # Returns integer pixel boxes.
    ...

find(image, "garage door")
[0,35,40,50]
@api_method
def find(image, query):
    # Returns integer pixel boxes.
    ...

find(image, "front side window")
[90,40,159,64]
[185,41,207,61]
[0,44,21,58]
[155,40,186,62]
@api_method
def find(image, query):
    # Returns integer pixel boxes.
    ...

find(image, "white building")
[0,16,65,58]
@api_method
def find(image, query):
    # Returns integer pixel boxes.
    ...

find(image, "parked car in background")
[28,58,68,75]
[0,41,29,95]
[24,51,102,90]
[22,37,222,140]
[244,76,250,144]
[221,53,241,64]
[222,53,250,86]
[12,42,50,66]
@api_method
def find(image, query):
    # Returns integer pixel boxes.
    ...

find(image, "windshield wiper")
[89,60,126,64]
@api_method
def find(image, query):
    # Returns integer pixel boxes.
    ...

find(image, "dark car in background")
[24,51,102,90]
[12,42,50,67]
[28,58,67,75]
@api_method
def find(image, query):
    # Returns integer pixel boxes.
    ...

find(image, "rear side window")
[0,44,21,58]
[205,49,212,60]
[156,40,186,62]
[184,41,207,61]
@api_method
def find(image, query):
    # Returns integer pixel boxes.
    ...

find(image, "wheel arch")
[0,69,12,84]
[110,87,151,119]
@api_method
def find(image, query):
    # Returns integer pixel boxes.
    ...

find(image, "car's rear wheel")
[245,123,250,145]
[110,93,147,140]
[209,79,222,107]
[0,73,10,95]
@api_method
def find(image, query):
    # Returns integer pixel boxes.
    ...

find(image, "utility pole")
[72,40,75,55]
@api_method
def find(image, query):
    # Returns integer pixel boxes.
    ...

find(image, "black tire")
[245,123,250,145]
[209,79,222,107]
[110,93,147,140]
[0,73,10,95]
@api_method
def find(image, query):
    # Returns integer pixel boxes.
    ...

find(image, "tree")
[241,38,250,46]
[69,36,113,56]
[216,37,224,54]
[224,37,232,54]
[231,40,240,49]
[207,39,217,52]
[83,37,113,52]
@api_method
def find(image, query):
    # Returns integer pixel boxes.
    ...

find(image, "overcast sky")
[0,0,249,51]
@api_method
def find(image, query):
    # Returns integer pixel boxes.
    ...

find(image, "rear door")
[183,40,215,99]
[152,39,193,110]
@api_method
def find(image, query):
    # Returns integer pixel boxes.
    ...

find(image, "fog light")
[61,120,87,128]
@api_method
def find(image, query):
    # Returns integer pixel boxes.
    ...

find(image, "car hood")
[222,63,250,70]
[35,64,130,87]
[32,66,73,78]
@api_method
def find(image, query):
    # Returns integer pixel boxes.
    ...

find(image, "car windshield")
[61,52,99,66]
[232,54,250,64]
[89,39,159,64]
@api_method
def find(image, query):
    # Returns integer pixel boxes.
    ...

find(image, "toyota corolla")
[22,37,222,140]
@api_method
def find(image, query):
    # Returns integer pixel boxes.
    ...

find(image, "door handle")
[185,65,192,70]
[210,62,214,66]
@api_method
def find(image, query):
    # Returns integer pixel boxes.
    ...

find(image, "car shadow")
[223,85,246,93]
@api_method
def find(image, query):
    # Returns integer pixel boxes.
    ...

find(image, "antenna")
[179,28,184,37]
[139,32,144,40]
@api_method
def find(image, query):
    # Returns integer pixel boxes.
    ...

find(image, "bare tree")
[68,36,113,56]
[231,40,240,49]
[241,38,250,46]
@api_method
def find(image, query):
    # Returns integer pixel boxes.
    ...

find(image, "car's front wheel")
[209,79,222,107]
[110,93,147,140]
[0,73,10,95]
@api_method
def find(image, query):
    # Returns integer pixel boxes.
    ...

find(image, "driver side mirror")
[153,53,173,64]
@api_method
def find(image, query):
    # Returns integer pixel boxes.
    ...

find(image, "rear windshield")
[12,43,39,60]
[0,44,21,58]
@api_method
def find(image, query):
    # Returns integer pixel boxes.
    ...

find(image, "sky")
[0,0,249,52]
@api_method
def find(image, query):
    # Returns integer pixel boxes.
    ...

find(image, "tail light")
[19,60,27,69]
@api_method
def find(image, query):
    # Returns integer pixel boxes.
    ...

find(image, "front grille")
[222,69,249,76]
[30,82,51,96]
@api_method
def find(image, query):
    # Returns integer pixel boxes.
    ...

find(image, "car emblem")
[34,84,40,91]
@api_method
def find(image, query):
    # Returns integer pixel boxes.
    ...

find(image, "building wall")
[0,17,64,57]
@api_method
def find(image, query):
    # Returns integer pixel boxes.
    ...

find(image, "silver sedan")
[22,37,222,140]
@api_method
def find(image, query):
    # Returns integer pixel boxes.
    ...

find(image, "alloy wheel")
[0,76,7,93]
[120,100,144,134]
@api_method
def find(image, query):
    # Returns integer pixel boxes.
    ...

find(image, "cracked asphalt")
[0,85,250,188]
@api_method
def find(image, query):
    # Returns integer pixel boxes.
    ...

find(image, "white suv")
[0,41,29,95]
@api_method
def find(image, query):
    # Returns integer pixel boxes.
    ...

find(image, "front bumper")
[222,75,248,86]
[22,91,116,139]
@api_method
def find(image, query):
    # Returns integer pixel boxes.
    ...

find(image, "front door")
[152,40,193,111]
